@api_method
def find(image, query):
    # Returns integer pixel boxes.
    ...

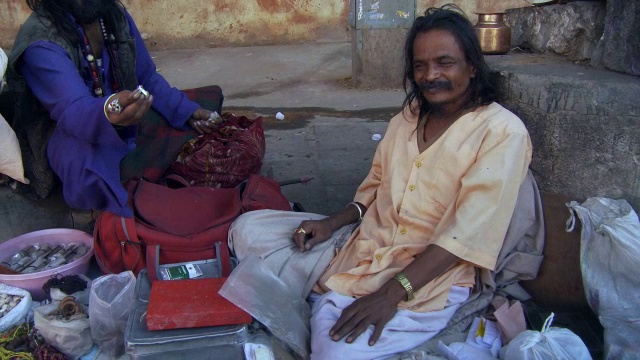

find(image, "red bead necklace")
[76,18,123,98]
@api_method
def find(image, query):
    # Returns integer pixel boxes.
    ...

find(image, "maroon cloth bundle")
[169,113,265,188]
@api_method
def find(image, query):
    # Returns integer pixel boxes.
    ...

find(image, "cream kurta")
[318,102,532,313]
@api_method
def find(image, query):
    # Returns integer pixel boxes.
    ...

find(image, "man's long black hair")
[26,0,127,46]
[402,5,496,122]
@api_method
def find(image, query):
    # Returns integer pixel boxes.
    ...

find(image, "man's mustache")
[419,80,453,91]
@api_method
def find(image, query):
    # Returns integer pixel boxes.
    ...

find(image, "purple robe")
[19,13,199,217]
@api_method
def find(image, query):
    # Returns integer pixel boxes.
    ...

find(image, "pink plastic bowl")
[0,229,94,301]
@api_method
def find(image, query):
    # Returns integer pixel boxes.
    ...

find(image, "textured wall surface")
[1,0,534,51]
[0,0,350,50]
[418,0,531,18]
[351,0,533,89]
[505,2,606,61]
[591,0,640,76]
[351,28,406,89]
[489,54,640,210]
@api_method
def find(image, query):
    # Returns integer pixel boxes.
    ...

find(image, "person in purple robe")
[7,0,221,217]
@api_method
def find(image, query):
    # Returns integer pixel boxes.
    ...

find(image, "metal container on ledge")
[474,13,511,55]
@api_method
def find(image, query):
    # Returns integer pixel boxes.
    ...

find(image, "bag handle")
[146,240,232,282]
[217,241,232,278]
[147,245,161,282]
[161,174,191,189]
[118,216,142,272]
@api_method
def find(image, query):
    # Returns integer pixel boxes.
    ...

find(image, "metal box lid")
[126,258,248,359]
[125,304,248,357]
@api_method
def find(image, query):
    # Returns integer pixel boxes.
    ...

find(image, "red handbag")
[168,113,265,188]
[93,174,290,280]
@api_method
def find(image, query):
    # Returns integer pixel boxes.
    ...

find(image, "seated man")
[7,0,221,217]
[230,6,533,359]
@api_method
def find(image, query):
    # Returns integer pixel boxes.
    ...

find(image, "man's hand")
[106,90,153,127]
[293,201,366,253]
[329,245,458,346]
[188,108,218,134]
[329,281,405,346]
[292,218,334,252]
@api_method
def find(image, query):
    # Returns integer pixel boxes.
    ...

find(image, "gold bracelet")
[393,272,414,301]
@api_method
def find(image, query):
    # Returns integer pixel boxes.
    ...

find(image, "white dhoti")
[309,286,470,360]
[229,209,355,297]
[228,209,470,360]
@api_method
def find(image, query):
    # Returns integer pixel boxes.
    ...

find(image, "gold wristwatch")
[393,272,414,301]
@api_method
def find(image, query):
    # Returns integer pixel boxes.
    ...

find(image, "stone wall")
[0,0,350,51]
[489,54,640,210]
[506,0,640,77]
[505,1,606,61]
[591,0,640,76]
[351,0,533,89]
[499,1,639,209]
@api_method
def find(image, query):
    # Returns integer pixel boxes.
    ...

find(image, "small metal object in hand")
[207,111,224,125]
[107,98,122,114]
[133,85,150,98]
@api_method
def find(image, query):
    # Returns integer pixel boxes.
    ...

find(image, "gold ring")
[295,227,306,235]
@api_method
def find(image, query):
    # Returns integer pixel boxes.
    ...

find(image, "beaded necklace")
[76,18,124,98]
[99,18,124,92]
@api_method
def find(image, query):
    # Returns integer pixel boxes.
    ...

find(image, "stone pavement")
[151,42,405,215]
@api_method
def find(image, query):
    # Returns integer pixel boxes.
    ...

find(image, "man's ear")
[470,66,476,78]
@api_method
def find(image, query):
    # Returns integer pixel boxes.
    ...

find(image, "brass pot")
[474,13,511,55]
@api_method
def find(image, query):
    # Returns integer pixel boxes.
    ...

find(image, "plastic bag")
[219,255,311,359]
[89,271,136,358]
[439,317,501,360]
[0,284,32,332]
[500,313,591,360]
[566,197,640,358]
[34,301,92,359]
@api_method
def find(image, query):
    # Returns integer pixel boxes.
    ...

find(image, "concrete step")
[487,52,640,210]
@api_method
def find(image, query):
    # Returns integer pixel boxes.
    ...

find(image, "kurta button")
[400,228,407,235]
[409,184,415,191]
[375,254,382,260]
[416,161,422,168]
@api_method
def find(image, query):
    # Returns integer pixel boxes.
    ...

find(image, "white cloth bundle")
[0,47,28,184]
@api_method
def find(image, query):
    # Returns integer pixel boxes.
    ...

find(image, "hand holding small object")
[103,85,153,126]
[292,218,334,252]
[207,111,224,124]
[132,85,150,98]
[188,108,222,134]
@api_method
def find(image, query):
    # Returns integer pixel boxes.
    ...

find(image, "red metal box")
[146,277,252,331]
